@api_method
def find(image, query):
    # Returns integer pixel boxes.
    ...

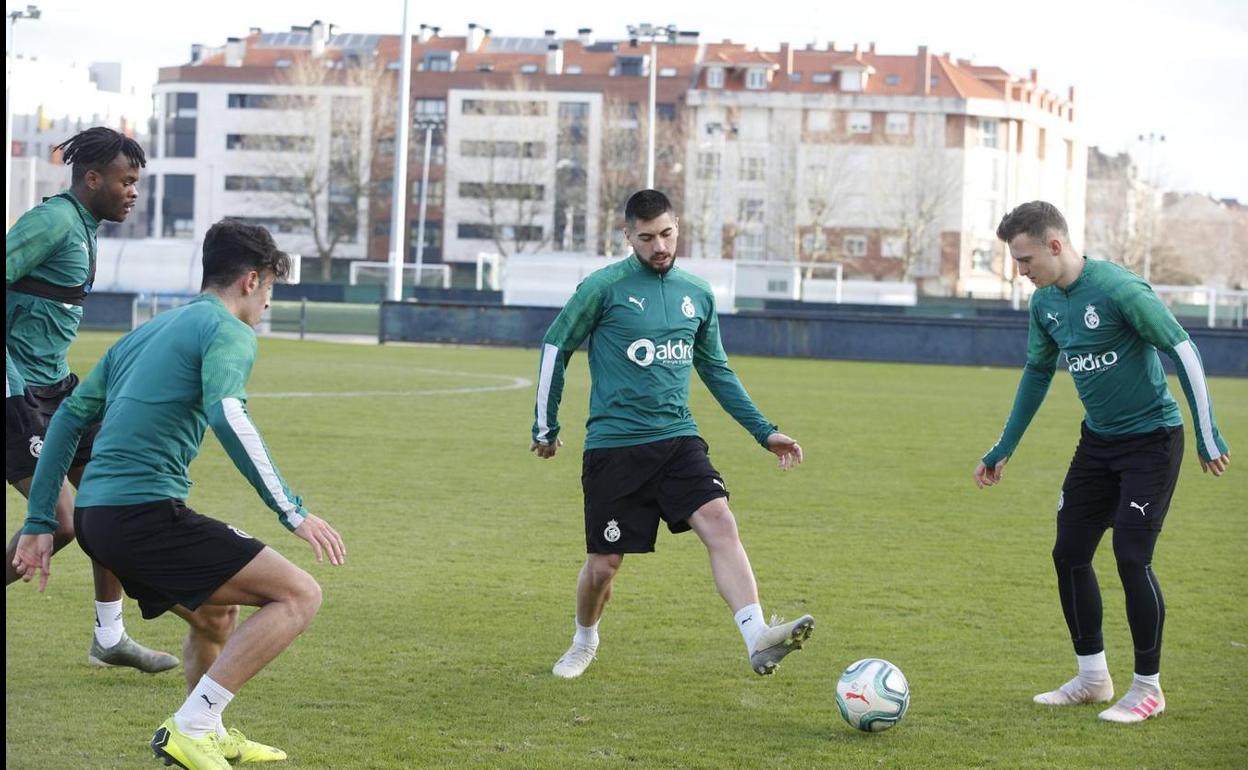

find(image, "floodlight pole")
[413,118,442,288]
[628,23,676,191]
[387,0,414,302]
[6,4,41,227]
[1137,131,1165,284]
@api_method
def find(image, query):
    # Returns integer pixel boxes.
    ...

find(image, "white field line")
[251,368,531,399]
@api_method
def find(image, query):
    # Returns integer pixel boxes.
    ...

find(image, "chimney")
[1068,85,1075,103]
[467,22,485,53]
[779,42,793,76]
[1030,68,1038,84]
[868,41,876,54]
[918,45,930,95]
[249,27,261,36]
[826,40,835,52]
[546,43,563,74]
[418,23,433,43]
[225,37,244,67]
[578,27,592,46]
[677,30,699,45]
[852,42,859,54]
[190,43,205,65]
[310,20,328,57]
[544,29,556,43]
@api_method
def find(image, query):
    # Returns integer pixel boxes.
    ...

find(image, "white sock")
[94,600,125,648]
[1076,651,1109,679]
[174,675,235,739]
[735,603,766,653]
[1133,672,1160,690]
[573,620,599,649]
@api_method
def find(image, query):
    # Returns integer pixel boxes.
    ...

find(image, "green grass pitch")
[6,331,1247,768]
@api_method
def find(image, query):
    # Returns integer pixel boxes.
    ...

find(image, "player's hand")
[530,438,563,459]
[974,458,1009,488]
[12,533,54,592]
[765,433,803,470]
[1200,453,1230,477]
[293,514,346,566]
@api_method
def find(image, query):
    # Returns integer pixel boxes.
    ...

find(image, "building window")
[881,236,904,258]
[885,74,901,86]
[746,69,768,89]
[223,175,303,193]
[848,112,872,134]
[415,98,448,118]
[616,55,645,77]
[707,68,725,89]
[457,223,543,241]
[738,198,765,223]
[789,72,802,83]
[696,152,720,181]
[885,113,910,135]
[226,134,312,152]
[840,70,864,92]
[424,54,451,72]
[739,156,766,182]
[659,67,677,77]
[520,63,539,74]
[227,93,313,109]
[843,235,868,257]
[227,216,312,234]
[656,103,677,121]
[461,99,547,116]
[812,72,832,84]
[164,92,198,158]
[460,140,547,158]
[807,110,832,132]
[412,179,445,206]
[736,228,765,259]
[566,64,583,75]
[979,119,999,148]
[408,221,443,261]
[162,174,195,239]
[972,241,995,271]
[459,182,545,200]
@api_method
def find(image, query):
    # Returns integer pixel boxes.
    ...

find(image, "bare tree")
[264,55,394,280]
[796,143,858,279]
[872,116,960,281]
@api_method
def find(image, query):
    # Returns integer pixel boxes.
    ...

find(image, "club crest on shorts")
[603,519,621,543]
[681,295,696,319]
[1084,304,1100,329]
[228,525,254,540]
[28,435,43,458]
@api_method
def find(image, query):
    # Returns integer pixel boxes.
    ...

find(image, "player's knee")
[286,570,322,625]
[191,605,239,644]
[696,504,739,543]
[1112,547,1150,574]
[587,554,621,586]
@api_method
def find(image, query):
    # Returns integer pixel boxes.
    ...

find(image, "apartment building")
[148,22,1082,295]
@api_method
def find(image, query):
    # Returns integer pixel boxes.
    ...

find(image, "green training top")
[532,255,776,450]
[983,258,1228,467]
[24,293,308,535]
[5,190,98,393]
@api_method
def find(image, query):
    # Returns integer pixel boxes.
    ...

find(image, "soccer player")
[531,189,813,679]
[13,220,346,769]
[5,126,178,673]
[975,201,1230,724]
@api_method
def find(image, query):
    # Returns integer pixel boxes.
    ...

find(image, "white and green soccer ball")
[835,658,910,732]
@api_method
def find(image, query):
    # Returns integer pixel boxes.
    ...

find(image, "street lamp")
[387,0,414,302]
[413,116,444,287]
[627,23,677,190]
[6,4,41,226]
[1136,131,1165,282]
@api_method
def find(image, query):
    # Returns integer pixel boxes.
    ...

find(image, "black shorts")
[74,500,266,619]
[5,373,99,484]
[581,435,729,554]
[1058,423,1184,532]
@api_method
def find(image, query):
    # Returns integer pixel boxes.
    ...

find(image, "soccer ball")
[835,658,910,732]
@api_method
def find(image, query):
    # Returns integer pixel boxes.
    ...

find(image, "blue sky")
[8,0,1247,199]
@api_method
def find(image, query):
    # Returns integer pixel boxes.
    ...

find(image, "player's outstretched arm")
[292,514,346,566]
[974,458,1009,489]
[12,533,53,592]
[765,432,803,470]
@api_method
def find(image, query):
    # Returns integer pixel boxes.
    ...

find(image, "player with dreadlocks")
[6,126,179,673]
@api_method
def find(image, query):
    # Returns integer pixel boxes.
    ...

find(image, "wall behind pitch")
[379,303,1248,377]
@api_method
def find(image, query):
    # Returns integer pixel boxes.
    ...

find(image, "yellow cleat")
[219,728,288,763]
[151,717,230,770]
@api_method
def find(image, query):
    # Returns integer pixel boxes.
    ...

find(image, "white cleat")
[749,614,814,675]
[1098,685,1165,723]
[1033,675,1115,705]
[552,643,597,679]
